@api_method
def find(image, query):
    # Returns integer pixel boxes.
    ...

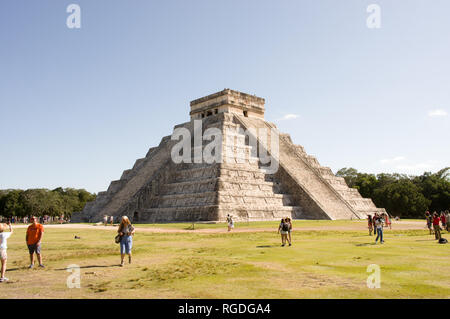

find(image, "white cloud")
[428,109,448,117]
[275,114,300,121]
[380,156,405,164]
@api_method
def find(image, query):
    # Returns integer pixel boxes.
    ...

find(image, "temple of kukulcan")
[72,89,386,223]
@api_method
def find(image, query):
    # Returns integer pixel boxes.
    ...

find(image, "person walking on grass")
[103,215,108,226]
[440,211,446,231]
[109,215,114,226]
[278,218,290,247]
[374,215,385,244]
[432,212,441,240]
[368,215,373,236]
[372,213,378,236]
[446,210,450,232]
[226,214,234,232]
[425,211,432,235]
[26,216,44,269]
[384,213,392,229]
[0,222,13,282]
[286,217,293,246]
[118,216,135,267]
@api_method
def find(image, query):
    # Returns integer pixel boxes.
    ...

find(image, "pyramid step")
[156,191,217,208]
[120,169,133,180]
[219,168,266,181]
[323,176,348,188]
[218,192,294,206]
[162,178,219,195]
[347,198,377,210]
[336,188,362,199]
[140,205,219,222]
[306,155,320,168]
[145,146,158,158]
[171,165,219,182]
[218,178,281,192]
[107,180,126,195]
[132,158,146,170]
[318,166,334,177]
[295,145,306,154]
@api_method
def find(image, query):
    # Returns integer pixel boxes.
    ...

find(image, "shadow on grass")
[54,265,122,271]
[354,243,377,247]
[256,245,280,248]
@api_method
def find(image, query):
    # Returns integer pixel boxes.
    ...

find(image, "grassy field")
[1,220,449,299]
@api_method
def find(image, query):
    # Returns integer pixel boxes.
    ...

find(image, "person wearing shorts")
[286,217,293,246]
[118,216,135,267]
[0,222,13,282]
[26,216,44,269]
[278,218,290,247]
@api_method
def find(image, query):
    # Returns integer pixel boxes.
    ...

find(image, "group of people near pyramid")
[367,213,391,244]
[425,210,449,241]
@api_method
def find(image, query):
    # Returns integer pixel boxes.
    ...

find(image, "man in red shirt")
[432,212,441,240]
[26,216,44,268]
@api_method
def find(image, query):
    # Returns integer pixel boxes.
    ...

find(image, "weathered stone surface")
[72,89,385,223]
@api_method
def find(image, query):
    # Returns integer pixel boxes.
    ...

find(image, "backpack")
[438,238,448,244]
[282,222,289,232]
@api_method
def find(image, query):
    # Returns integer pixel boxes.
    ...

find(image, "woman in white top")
[0,222,13,282]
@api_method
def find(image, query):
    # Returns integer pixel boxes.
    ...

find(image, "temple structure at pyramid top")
[72,89,386,223]
[190,89,265,120]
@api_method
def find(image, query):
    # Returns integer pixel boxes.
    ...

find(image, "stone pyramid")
[72,89,386,223]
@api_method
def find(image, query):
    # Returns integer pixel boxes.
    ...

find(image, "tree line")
[336,167,450,218]
[0,188,96,218]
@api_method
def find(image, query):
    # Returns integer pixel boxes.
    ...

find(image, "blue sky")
[0,0,449,193]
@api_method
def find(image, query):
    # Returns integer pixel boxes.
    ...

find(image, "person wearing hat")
[0,222,13,282]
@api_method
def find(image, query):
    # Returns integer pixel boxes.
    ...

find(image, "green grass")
[1,221,449,298]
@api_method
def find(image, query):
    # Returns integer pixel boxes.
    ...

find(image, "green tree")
[336,167,359,187]
[373,179,431,218]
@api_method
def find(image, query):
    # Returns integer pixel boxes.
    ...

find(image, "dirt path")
[12,220,427,234]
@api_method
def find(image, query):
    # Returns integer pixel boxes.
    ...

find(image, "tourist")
[373,214,378,236]
[286,217,293,246]
[0,222,13,282]
[117,216,135,267]
[103,215,108,226]
[109,215,114,226]
[368,215,373,236]
[384,213,392,229]
[432,212,441,240]
[226,214,234,232]
[425,211,432,235]
[26,216,45,268]
[446,210,450,232]
[374,215,385,244]
[278,218,290,247]
[440,211,446,230]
